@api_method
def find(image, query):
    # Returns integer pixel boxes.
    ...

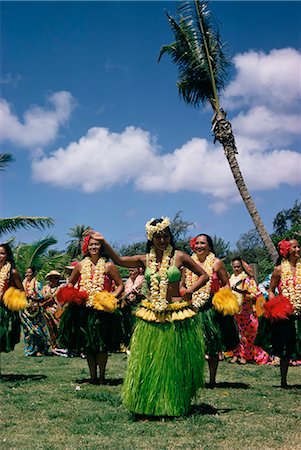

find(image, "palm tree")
[0,153,15,170]
[0,217,54,238]
[158,1,278,263]
[14,235,58,279]
[0,153,54,238]
[66,224,90,259]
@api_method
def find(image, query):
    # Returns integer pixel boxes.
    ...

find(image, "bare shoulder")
[214,257,224,270]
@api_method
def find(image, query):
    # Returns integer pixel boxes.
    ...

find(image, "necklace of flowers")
[281,259,301,315]
[80,256,106,307]
[229,272,247,307]
[186,252,215,308]
[149,244,173,312]
[23,278,38,297]
[0,262,11,300]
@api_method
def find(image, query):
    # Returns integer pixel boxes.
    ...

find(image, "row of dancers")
[0,218,300,417]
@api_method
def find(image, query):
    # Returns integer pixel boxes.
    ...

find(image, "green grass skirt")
[122,315,205,417]
[199,306,239,356]
[58,304,123,353]
[255,315,301,358]
[0,304,21,353]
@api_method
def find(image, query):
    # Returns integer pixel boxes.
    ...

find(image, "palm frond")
[0,216,54,237]
[159,1,231,111]
[0,153,15,171]
[14,236,58,277]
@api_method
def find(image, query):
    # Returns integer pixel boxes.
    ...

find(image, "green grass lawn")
[1,343,300,450]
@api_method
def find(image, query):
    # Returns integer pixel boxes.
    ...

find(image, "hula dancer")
[0,243,27,356]
[256,238,301,388]
[184,234,239,388]
[89,217,209,417]
[58,236,124,385]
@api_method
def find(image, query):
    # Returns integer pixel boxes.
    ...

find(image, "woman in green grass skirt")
[58,236,124,384]
[89,217,209,417]
[0,243,26,354]
[184,234,239,388]
[255,238,301,388]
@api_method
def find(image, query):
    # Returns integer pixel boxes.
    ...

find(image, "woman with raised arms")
[89,217,209,418]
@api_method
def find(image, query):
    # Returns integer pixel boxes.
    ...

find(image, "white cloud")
[32,126,160,192]
[32,126,301,210]
[0,91,75,148]
[223,48,301,111]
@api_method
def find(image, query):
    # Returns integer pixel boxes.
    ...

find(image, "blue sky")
[1,1,300,252]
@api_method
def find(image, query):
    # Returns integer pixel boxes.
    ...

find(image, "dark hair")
[0,243,15,269]
[26,266,36,275]
[146,219,176,253]
[231,256,243,264]
[196,234,214,252]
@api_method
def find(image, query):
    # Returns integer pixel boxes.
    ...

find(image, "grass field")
[1,343,300,450]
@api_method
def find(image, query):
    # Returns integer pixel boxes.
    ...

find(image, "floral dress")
[41,284,61,349]
[21,278,49,356]
[230,273,270,364]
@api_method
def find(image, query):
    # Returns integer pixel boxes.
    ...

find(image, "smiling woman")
[58,235,124,385]
[89,217,209,417]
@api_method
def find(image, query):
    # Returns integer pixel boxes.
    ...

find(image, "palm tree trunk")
[212,113,278,263]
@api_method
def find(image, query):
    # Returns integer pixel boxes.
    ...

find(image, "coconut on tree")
[158,0,278,263]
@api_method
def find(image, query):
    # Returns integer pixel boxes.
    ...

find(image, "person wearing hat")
[41,270,64,355]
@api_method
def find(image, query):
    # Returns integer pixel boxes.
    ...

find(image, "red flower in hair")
[278,239,291,257]
[190,237,197,251]
[82,235,91,255]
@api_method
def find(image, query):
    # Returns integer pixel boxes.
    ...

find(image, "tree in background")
[272,200,301,241]
[0,152,54,238]
[14,236,58,279]
[158,0,278,263]
[66,224,91,259]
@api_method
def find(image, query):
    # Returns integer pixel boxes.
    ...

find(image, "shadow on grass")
[0,373,47,382]
[274,384,301,390]
[130,403,233,422]
[191,403,233,415]
[75,377,123,386]
[206,381,250,389]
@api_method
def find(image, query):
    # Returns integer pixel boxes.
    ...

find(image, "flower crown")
[278,239,291,257]
[145,216,170,241]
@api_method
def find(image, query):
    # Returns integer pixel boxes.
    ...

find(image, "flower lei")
[80,257,106,307]
[281,259,301,315]
[23,278,39,298]
[186,252,215,308]
[145,217,170,241]
[229,272,247,307]
[149,244,173,312]
[0,262,11,299]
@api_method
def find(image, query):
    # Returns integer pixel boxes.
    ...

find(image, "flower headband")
[145,216,170,241]
[278,239,291,257]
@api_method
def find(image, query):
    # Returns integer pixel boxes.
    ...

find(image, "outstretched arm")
[88,231,146,269]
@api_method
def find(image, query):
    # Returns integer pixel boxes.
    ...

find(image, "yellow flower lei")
[186,252,215,308]
[149,244,173,312]
[80,257,106,307]
[0,262,11,300]
[281,259,301,315]
[145,216,170,241]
